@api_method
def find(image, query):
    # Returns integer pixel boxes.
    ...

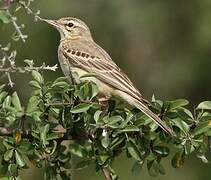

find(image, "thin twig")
[46,102,72,106]
[0,64,58,73]
[18,1,43,22]
[0,64,58,87]
[0,44,58,87]
[5,71,14,87]
[6,10,27,42]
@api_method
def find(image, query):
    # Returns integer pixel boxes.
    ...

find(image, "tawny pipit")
[43,17,173,135]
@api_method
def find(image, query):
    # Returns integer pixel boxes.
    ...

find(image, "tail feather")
[134,100,174,136]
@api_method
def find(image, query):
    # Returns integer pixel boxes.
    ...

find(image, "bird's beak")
[41,18,60,28]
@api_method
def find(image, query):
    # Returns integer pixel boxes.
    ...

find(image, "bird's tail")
[133,100,174,136]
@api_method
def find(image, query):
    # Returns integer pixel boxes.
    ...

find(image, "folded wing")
[62,47,148,104]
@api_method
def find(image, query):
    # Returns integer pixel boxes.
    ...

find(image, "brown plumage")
[43,17,174,135]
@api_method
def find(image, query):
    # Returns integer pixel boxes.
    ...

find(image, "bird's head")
[43,17,93,41]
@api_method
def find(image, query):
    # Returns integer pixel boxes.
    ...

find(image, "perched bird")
[43,17,173,135]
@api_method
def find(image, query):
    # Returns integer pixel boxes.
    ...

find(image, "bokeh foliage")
[0,0,211,180]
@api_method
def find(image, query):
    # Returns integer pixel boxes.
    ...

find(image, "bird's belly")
[58,56,73,82]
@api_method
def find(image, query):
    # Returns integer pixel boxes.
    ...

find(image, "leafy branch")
[0,0,42,42]
[0,44,58,87]
[0,71,210,179]
[0,1,211,180]
[0,0,55,86]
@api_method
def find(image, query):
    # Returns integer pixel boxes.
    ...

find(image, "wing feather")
[62,48,148,104]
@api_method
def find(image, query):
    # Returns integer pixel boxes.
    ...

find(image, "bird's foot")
[98,97,110,116]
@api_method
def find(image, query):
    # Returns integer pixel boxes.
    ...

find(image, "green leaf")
[24,59,34,66]
[8,164,18,177]
[51,81,69,89]
[120,125,139,132]
[149,122,159,131]
[205,129,211,136]
[127,139,141,161]
[193,121,211,136]
[0,141,5,152]
[18,141,31,154]
[94,110,102,123]
[47,133,63,141]
[3,140,13,150]
[4,149,13,161]
[11,92,22,111]
[171,150,185,168]
[200,112,211,120]
[29,80,41,89]
[15,150,26,167]
[110,136,125,150]
[90,82,99,99]
[2,96,11,109]
[153,146,170,157]
[168,99,189,111]
[197,101,211,110]
[30,111,42,122]
[101,131,110,148]
[74,160,92,170]
[107,115,123,128]
[40,124,50,146]
[70,103,91,113]
[0,11,10,24]
[31,70,43,84]
[0,91,8,104]
[197,154,209,163]
[75,82,90,100]
[151,95,163,107]
[178,107,194,120]
[151,94,156,102]
[69,144,87,158]
[132,161,143,176]
[26,96,40,113]
[120,112,134,128]
[0,84,5,92]
[158,163,166,175]
[6,115,16,122]
[171,118,189,134]
[53,77,67,83]
[133,113,151,127]
[97,155,109,165]
[184,141,195,155]
[147,160,159,177]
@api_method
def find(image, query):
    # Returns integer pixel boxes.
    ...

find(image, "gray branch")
[0,64,58,73]
[6,10,27,43]
[102,167,112,180]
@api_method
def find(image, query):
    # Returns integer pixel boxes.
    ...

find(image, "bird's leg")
[69,72,77,85]
[98,95,110,115]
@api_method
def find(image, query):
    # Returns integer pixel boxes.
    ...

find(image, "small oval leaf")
[70,103,91,113]
[197,101,211,110]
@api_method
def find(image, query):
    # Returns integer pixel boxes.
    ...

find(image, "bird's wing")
[61,47,148,104]
[61,47,174,135]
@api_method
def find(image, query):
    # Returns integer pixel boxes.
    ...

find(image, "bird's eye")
[66,22,74,28]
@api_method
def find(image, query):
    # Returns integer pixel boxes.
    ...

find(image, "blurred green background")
[1,0,211,179]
